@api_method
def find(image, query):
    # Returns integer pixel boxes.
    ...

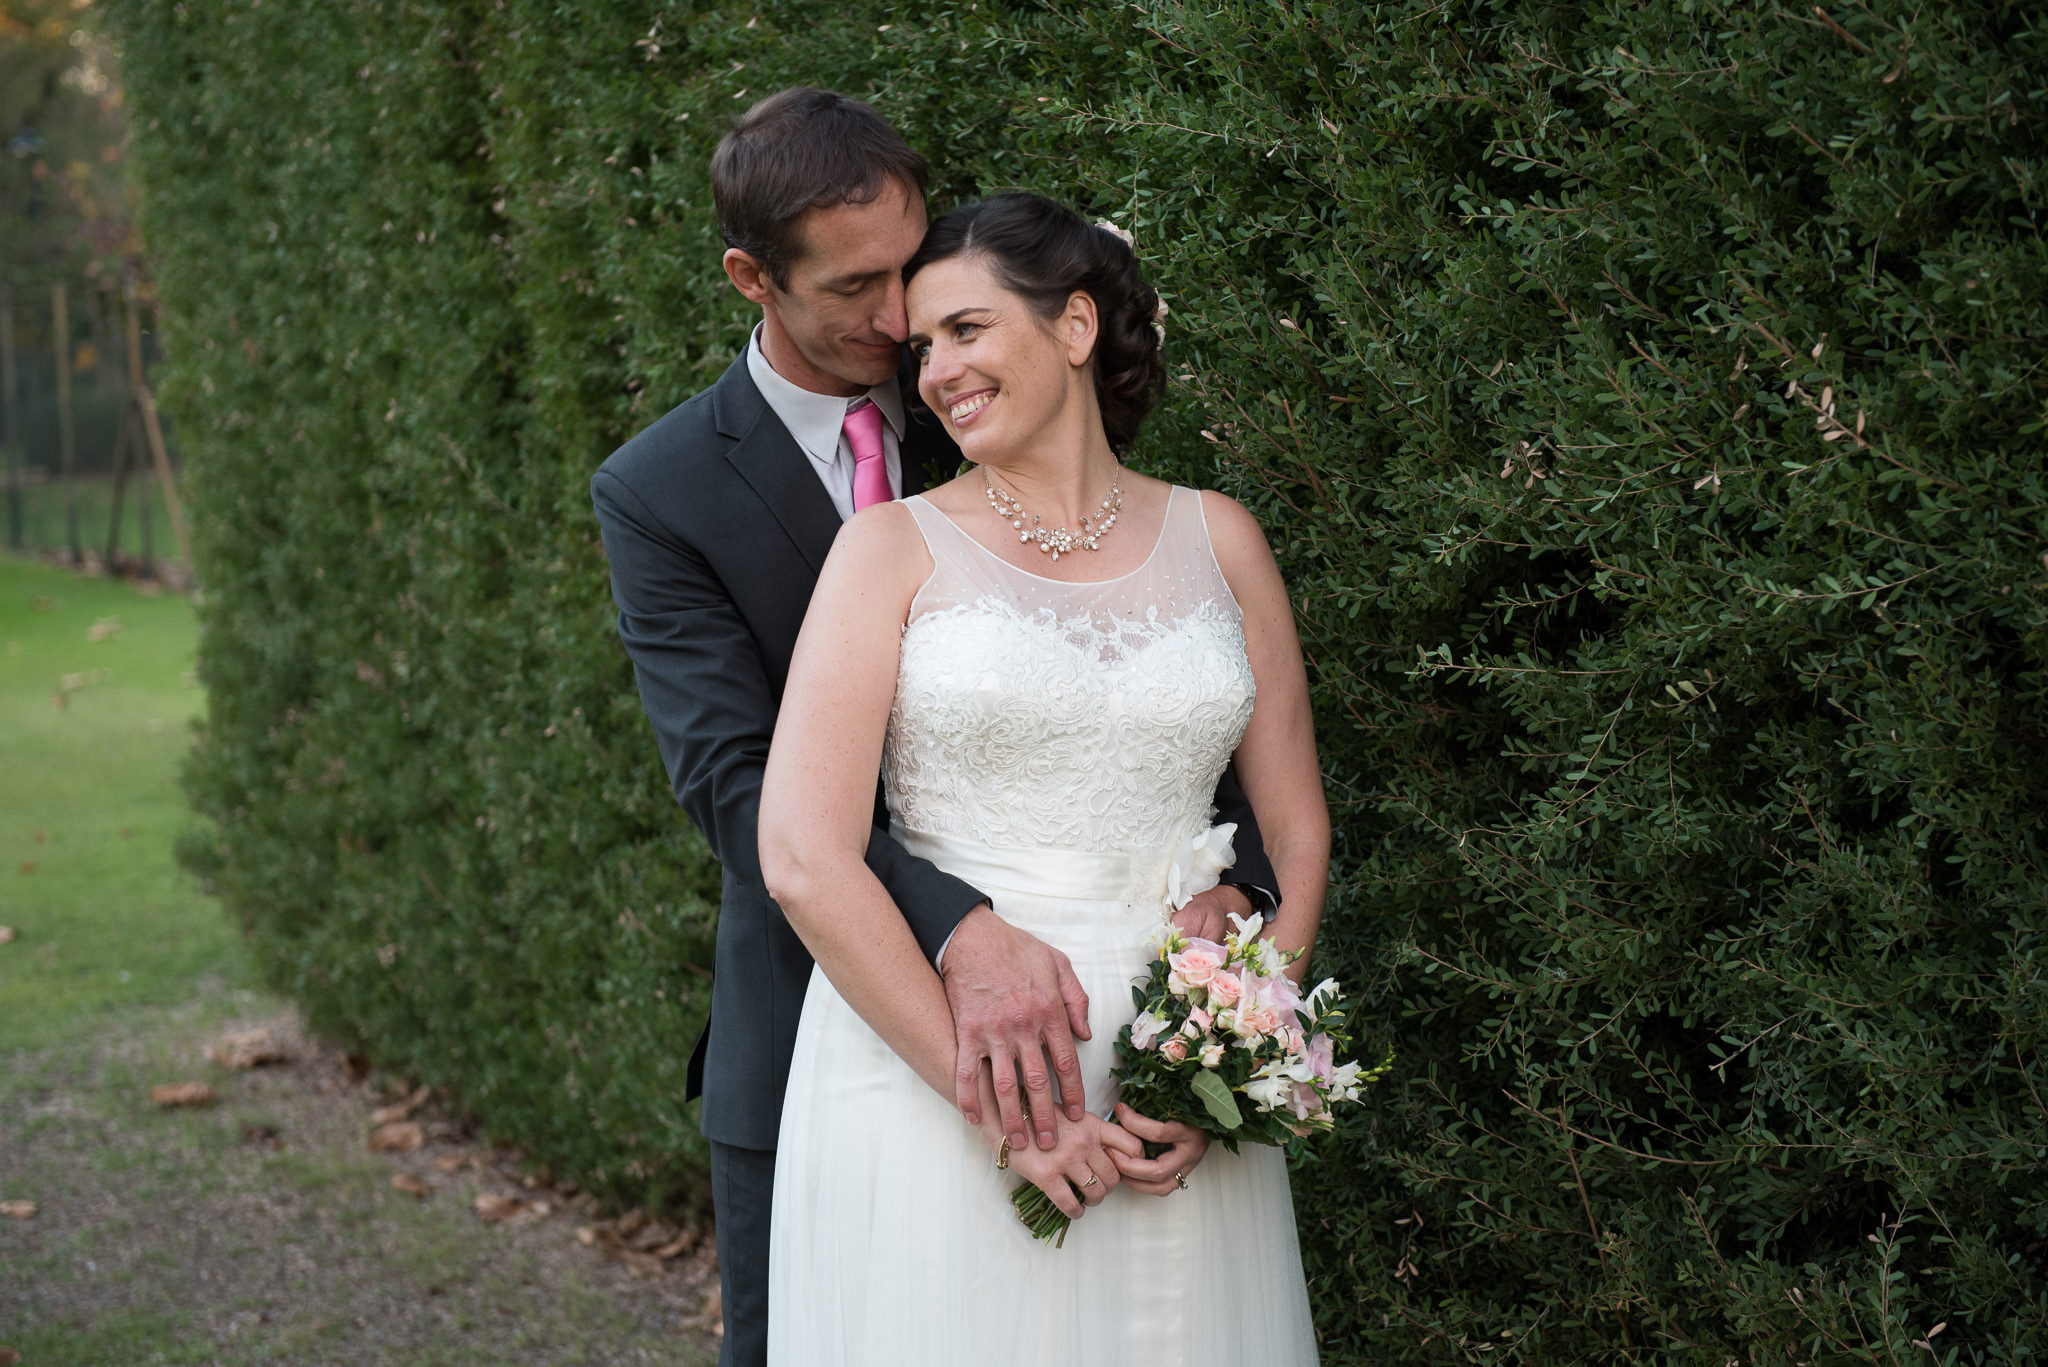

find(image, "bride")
[757,192,1329,1365]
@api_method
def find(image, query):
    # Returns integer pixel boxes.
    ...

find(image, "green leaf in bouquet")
[1191,1067,1243,1131]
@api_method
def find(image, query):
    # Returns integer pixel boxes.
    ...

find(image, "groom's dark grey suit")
[590,350,1277,1366]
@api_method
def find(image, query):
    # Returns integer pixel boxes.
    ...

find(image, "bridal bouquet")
[1011,911,1389,1244]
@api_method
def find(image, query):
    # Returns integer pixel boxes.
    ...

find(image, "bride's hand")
[1109,1102,1211,1197]
[1002,1112,1142,1219]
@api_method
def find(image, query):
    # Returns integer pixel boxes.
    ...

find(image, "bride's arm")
[759,507,1133,1215]
[1201,491,1331,978]
[758,504,963,1093]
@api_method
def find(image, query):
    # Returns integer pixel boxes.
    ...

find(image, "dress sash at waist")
[894,825,1173,908]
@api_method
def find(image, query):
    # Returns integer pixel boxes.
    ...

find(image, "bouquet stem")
[1009,1182,1074,1247]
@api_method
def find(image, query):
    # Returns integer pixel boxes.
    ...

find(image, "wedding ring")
[996,1137,1011,1171]
[1081,1175,1100,1188]
[1174,1171,1189,1191]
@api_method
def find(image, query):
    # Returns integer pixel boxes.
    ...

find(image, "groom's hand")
[1170,883,1254,947]
[941,905,1091,1152]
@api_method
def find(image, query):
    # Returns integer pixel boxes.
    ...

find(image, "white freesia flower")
[1165,823,1237,910]
[1250,937,1286,978]
[1243,1074,1293,1113]
[1303,977,1340,1021]
[1256,1057,1317,1085]
[1225,905,1262,944]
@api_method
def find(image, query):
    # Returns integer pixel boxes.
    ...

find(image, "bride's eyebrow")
[907,306,994,344]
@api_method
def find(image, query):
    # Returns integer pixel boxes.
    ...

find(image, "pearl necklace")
[983,468,1122,562]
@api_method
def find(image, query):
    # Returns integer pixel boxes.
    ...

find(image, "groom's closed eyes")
[821,268,897,298]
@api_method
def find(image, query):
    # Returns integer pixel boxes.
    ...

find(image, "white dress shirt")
[746,326,905,520]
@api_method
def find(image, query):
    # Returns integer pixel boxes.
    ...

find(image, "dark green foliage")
[108,1,2047,1360]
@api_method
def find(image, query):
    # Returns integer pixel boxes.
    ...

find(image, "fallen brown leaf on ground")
[473,1193,537,1224]
[367,1121,424,1153]
[0,926,14,944]
[0,1200,36,1220]
[650,1230,697,1260]
[208,1026,290,1070]
[31,830,43,843]
[15,863,33,876]
[432,1153,471,1173]
[150,1082,216,1108]
[370,1083,431,1126]
[390,1173,431,1199]
[0,1344,21,1365]
[87,617,124,642]
[574,1213,701,1274]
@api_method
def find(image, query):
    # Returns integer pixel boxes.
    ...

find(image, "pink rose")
[1198,1040,1226,1069]
[1283,1027,1306,1056]
[1161,1038,1189,1062]
[1188,1007,1213,1034]
[1169,943,1225,988]
[1207,972,1242,1008]
[1241,1005,1283,1037]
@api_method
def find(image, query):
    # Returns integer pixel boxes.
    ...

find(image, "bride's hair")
[904,192,1165,454]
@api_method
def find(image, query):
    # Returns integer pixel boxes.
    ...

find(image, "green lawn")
[0,553,246,1049]
[0,554,716,1363]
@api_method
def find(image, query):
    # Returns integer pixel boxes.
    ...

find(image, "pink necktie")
[843,400,893,512]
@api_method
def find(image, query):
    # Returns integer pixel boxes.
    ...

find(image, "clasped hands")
[939,886,1251,1219]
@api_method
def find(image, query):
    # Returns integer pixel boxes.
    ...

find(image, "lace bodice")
[884,486,1256,856]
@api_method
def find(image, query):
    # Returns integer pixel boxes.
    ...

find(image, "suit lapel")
[713,355,843,576]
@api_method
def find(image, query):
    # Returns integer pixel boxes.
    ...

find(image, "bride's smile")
[908,254,1110,503]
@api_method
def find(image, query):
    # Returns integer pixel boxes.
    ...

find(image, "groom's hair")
[712,88,929,289]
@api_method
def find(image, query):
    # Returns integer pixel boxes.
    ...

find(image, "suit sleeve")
[591,467,985,963]
[1213,760,1281,915]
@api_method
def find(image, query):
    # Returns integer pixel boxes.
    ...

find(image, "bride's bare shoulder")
[1195,489,1282,590]
[824,499,935,597]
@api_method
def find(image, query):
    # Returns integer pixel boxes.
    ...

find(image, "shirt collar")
[746,325,905,462]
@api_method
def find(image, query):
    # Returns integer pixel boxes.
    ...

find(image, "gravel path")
[0,986,719,1366]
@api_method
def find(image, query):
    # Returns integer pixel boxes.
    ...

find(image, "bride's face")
[907,254,1098,466]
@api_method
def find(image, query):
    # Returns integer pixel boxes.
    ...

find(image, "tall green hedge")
[110,1,2047,1361]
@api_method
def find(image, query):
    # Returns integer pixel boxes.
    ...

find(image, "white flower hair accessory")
[1093,217,1135,247]
[1092,218,1168,345]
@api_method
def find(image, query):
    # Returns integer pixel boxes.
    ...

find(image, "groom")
[591,87,1277,1366]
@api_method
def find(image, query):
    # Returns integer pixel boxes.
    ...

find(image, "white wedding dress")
[767,486,1319,1366]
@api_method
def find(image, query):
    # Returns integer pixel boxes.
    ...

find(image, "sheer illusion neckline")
[905,487,1179,588]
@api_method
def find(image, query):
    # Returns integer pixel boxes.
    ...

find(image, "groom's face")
[741,176,927,397]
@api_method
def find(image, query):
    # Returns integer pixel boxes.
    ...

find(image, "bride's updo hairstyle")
[904,192,1165,454]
